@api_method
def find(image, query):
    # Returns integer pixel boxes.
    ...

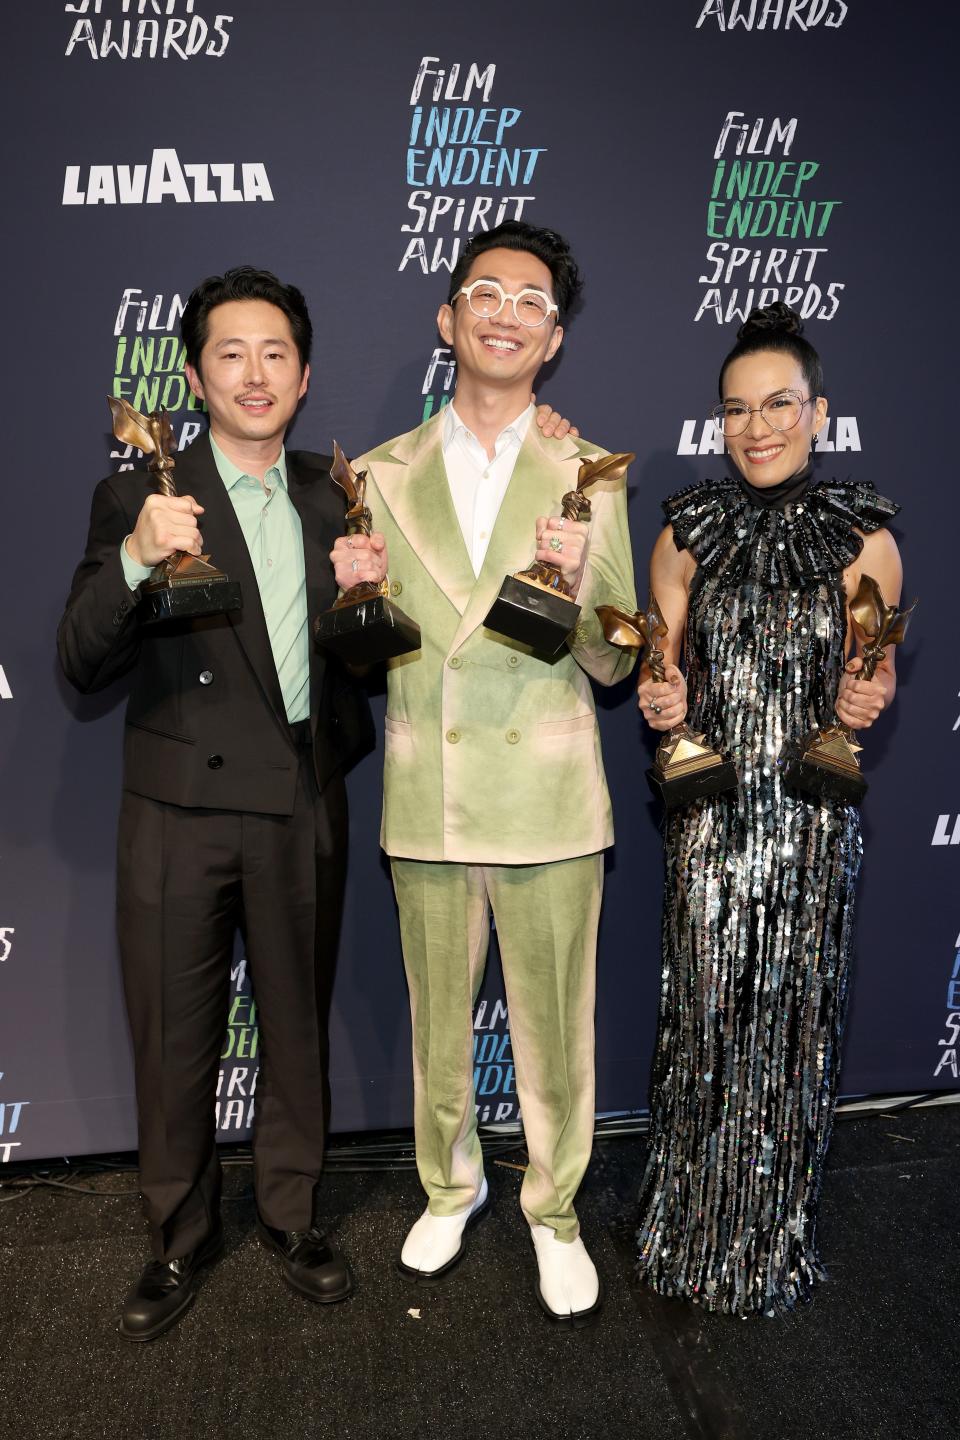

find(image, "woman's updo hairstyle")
[718,302,825,400]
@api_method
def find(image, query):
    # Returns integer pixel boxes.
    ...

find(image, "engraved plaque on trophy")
[483,452,635,657]
[314,441,421,663]
[780,574,915,804]
[596,594,738,812]
[108,397,242,625]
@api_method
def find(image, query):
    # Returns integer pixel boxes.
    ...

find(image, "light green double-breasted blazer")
[354,413,637,865]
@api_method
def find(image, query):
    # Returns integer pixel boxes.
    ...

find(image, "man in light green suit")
[332,222,636,1323]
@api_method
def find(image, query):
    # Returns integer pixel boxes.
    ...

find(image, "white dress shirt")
[442,401,534,575]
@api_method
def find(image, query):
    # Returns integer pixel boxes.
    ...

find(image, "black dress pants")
[116,748,347,1261]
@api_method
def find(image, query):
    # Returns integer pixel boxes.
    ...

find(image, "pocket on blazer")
[384,715,412,738]
[537,714,596,738]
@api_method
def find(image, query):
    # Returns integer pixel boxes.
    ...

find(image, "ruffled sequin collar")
[663,475,900,585]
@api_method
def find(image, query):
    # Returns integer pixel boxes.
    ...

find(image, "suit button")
[506,729,521,744]
[391,581,403,596]
[448,656,462,669]
[445,729,461,744]
[199,670,214,685]
[507,654,520,667]
[207,754,224,770]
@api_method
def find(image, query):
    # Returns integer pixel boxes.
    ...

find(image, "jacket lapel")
[450,424,583,652]
[177,433,288,726]
[370,416,476,617]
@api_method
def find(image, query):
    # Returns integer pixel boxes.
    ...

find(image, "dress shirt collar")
[442,401,534,456]
[209,433,288,492]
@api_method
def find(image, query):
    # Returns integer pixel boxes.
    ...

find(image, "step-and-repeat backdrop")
[1,2,956,1164]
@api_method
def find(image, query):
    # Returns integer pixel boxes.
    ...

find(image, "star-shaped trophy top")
[594,591,669,681]
[108,397,177,462]
[561,451,635,522]
[849,574,917,681]
[330,440,373,537]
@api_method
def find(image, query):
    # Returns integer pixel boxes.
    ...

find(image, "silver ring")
[549,536,563,553]
[556,518,565,530]
[652,704,662,715]
[350,558,360,573]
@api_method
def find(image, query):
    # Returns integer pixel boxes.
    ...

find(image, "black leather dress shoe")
[257,1220,353,1303]
[118,1226,224,1342]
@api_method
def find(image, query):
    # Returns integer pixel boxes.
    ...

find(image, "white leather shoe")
[398,1177,489,1280]
[530,1224,602,1324]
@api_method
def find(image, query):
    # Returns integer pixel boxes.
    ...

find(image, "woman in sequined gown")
[635,305,903,1316]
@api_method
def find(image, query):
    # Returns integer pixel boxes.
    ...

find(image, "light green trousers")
[390,853,604,1243]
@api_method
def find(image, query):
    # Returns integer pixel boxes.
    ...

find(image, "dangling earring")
[806,430,817,467]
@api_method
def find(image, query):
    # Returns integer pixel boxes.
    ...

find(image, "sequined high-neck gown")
[636,476,898,1317]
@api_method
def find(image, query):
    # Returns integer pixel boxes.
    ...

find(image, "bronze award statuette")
[780,574,916,804]
[108,397,242,625]
[483,452,635,657]
[314,441,421,663]
[596,594,738,812]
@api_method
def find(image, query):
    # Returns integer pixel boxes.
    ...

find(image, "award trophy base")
[780,728,867,804]
[315,592,421,664]
[647,728,739,813]
[483,575,580,657]
[141,554,242,625]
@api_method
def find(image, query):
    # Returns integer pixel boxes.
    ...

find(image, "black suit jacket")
[58,434,374,815]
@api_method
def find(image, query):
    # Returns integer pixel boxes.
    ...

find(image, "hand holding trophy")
[314,441,421,663]
[108,397,242,624]
[780,574,916,803]
[483,451,635,656]
[596,593,738,811]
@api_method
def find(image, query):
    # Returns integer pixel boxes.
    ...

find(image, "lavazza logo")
[63,148,273,206]
[677,414,860,456]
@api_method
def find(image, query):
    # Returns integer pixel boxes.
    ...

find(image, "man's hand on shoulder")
[532,393,579,440]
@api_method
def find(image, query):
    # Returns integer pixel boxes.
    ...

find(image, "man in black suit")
[58,268,374,1340]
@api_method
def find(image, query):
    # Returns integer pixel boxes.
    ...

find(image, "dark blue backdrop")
[1,1,956,1165]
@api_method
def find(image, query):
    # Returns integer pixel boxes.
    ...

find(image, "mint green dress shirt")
[121,436,310,723]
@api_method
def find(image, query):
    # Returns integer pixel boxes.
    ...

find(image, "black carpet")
[1,1105,955,1440]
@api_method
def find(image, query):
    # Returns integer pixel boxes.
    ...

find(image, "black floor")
[1,1105,955,1440]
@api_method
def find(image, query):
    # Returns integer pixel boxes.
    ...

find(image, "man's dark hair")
[446,221,583,317]
[181,266,313,373]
